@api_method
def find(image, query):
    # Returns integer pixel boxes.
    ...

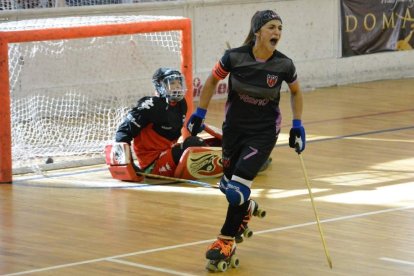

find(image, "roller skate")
[235,199,266,243]
[259,157,272,172]
[205,236,239,272]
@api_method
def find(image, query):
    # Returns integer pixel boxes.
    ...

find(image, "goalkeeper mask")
[152,68,186,103]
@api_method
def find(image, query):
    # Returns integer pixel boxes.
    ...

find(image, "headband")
[252,10,282,33]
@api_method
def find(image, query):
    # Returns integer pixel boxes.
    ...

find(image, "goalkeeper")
[112,67,206,179]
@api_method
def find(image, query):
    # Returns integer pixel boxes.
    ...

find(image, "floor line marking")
[380,257,414,266]
[2,205,413,276]
[255,205,414,235]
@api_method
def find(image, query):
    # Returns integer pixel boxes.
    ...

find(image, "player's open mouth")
[270,38,278,46]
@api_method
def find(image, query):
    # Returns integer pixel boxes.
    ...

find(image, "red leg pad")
[105,143,143,182]
[107,164,143,182]
[174,146,223,180]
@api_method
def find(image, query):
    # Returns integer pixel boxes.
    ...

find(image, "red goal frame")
[0,17,193,183]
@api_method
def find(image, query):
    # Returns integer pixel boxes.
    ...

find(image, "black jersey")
[115,96,187,168]
[213,45,297,132]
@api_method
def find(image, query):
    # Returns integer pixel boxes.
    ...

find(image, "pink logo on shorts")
[267,74,278,87]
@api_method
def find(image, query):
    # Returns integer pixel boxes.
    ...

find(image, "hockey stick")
[204,123,222,140]
[136,171,218,189]
[296,150,333,269]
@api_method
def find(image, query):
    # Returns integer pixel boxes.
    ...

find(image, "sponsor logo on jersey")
[239,94,269,106]
[159,162,172,173]
[267,74,278,87]
[138,98,154,110]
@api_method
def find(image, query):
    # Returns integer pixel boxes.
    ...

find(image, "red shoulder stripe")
[212,61,229,80]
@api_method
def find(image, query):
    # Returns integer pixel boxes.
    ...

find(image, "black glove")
[186,107,206,136]
[289,119,306,153]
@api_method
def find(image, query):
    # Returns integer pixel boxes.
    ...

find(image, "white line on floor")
[2,205,413,276]
[380,257,414,266]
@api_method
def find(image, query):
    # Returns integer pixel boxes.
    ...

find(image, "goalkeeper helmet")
[152,68,186,102]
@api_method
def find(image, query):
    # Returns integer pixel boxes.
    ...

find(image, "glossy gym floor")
[1,78,413,275]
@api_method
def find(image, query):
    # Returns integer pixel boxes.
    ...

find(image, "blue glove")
[289,119,306,153]
[187,107,207,136]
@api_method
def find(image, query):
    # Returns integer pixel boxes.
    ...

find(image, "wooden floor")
[1,78,414,276]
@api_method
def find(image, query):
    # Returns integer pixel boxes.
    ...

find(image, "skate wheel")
[243,228,253,238]
[254,208,266,218]
[230,255,240,268]
[235,235,244,243]
[217,260,228,272]
[205,260,217,271]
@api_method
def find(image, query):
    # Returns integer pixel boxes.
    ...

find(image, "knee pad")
[171,144,182,164]
[219,175,229,195]
[173,136,207,164]
[182,136,206,149]
[225,180,251,206]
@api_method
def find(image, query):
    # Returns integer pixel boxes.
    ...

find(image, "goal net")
[0,15,193,182]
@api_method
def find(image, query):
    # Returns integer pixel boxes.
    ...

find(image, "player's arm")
[115,111,142,144]
[108,106,146,181]
[198,73,220,109]
[187,58,230,136]
[186,73,220,136]
[115,99,151,144]
[288,80,303,121]
[288,80,306,153]
[200,58,230,108]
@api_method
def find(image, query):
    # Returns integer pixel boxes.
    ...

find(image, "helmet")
[152,67,186,102]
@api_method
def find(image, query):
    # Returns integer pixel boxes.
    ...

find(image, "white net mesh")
[4,16,186,173]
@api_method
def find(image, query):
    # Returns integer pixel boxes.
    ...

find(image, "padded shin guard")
[225,180,251,206]
[219,175,229,194]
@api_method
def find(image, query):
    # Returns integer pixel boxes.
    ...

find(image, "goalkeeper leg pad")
[105,143,143,182]
[174,146,223,180]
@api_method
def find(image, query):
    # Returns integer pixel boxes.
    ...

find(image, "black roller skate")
[205,236,239,272]
[235,199,266,243]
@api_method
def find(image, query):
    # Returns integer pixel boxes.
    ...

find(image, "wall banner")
[341,0,414,56]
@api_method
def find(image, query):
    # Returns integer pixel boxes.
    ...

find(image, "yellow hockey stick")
[297,151,333,269]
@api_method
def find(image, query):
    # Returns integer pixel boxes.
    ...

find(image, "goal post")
[0,15,193,183]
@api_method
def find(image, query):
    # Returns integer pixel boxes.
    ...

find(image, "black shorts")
[221,124,277,181]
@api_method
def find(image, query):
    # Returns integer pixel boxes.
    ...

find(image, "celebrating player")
[187,10,306,270]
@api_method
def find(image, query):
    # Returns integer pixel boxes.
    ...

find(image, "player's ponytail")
[243,29,255,46]
[243,10,259,46]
